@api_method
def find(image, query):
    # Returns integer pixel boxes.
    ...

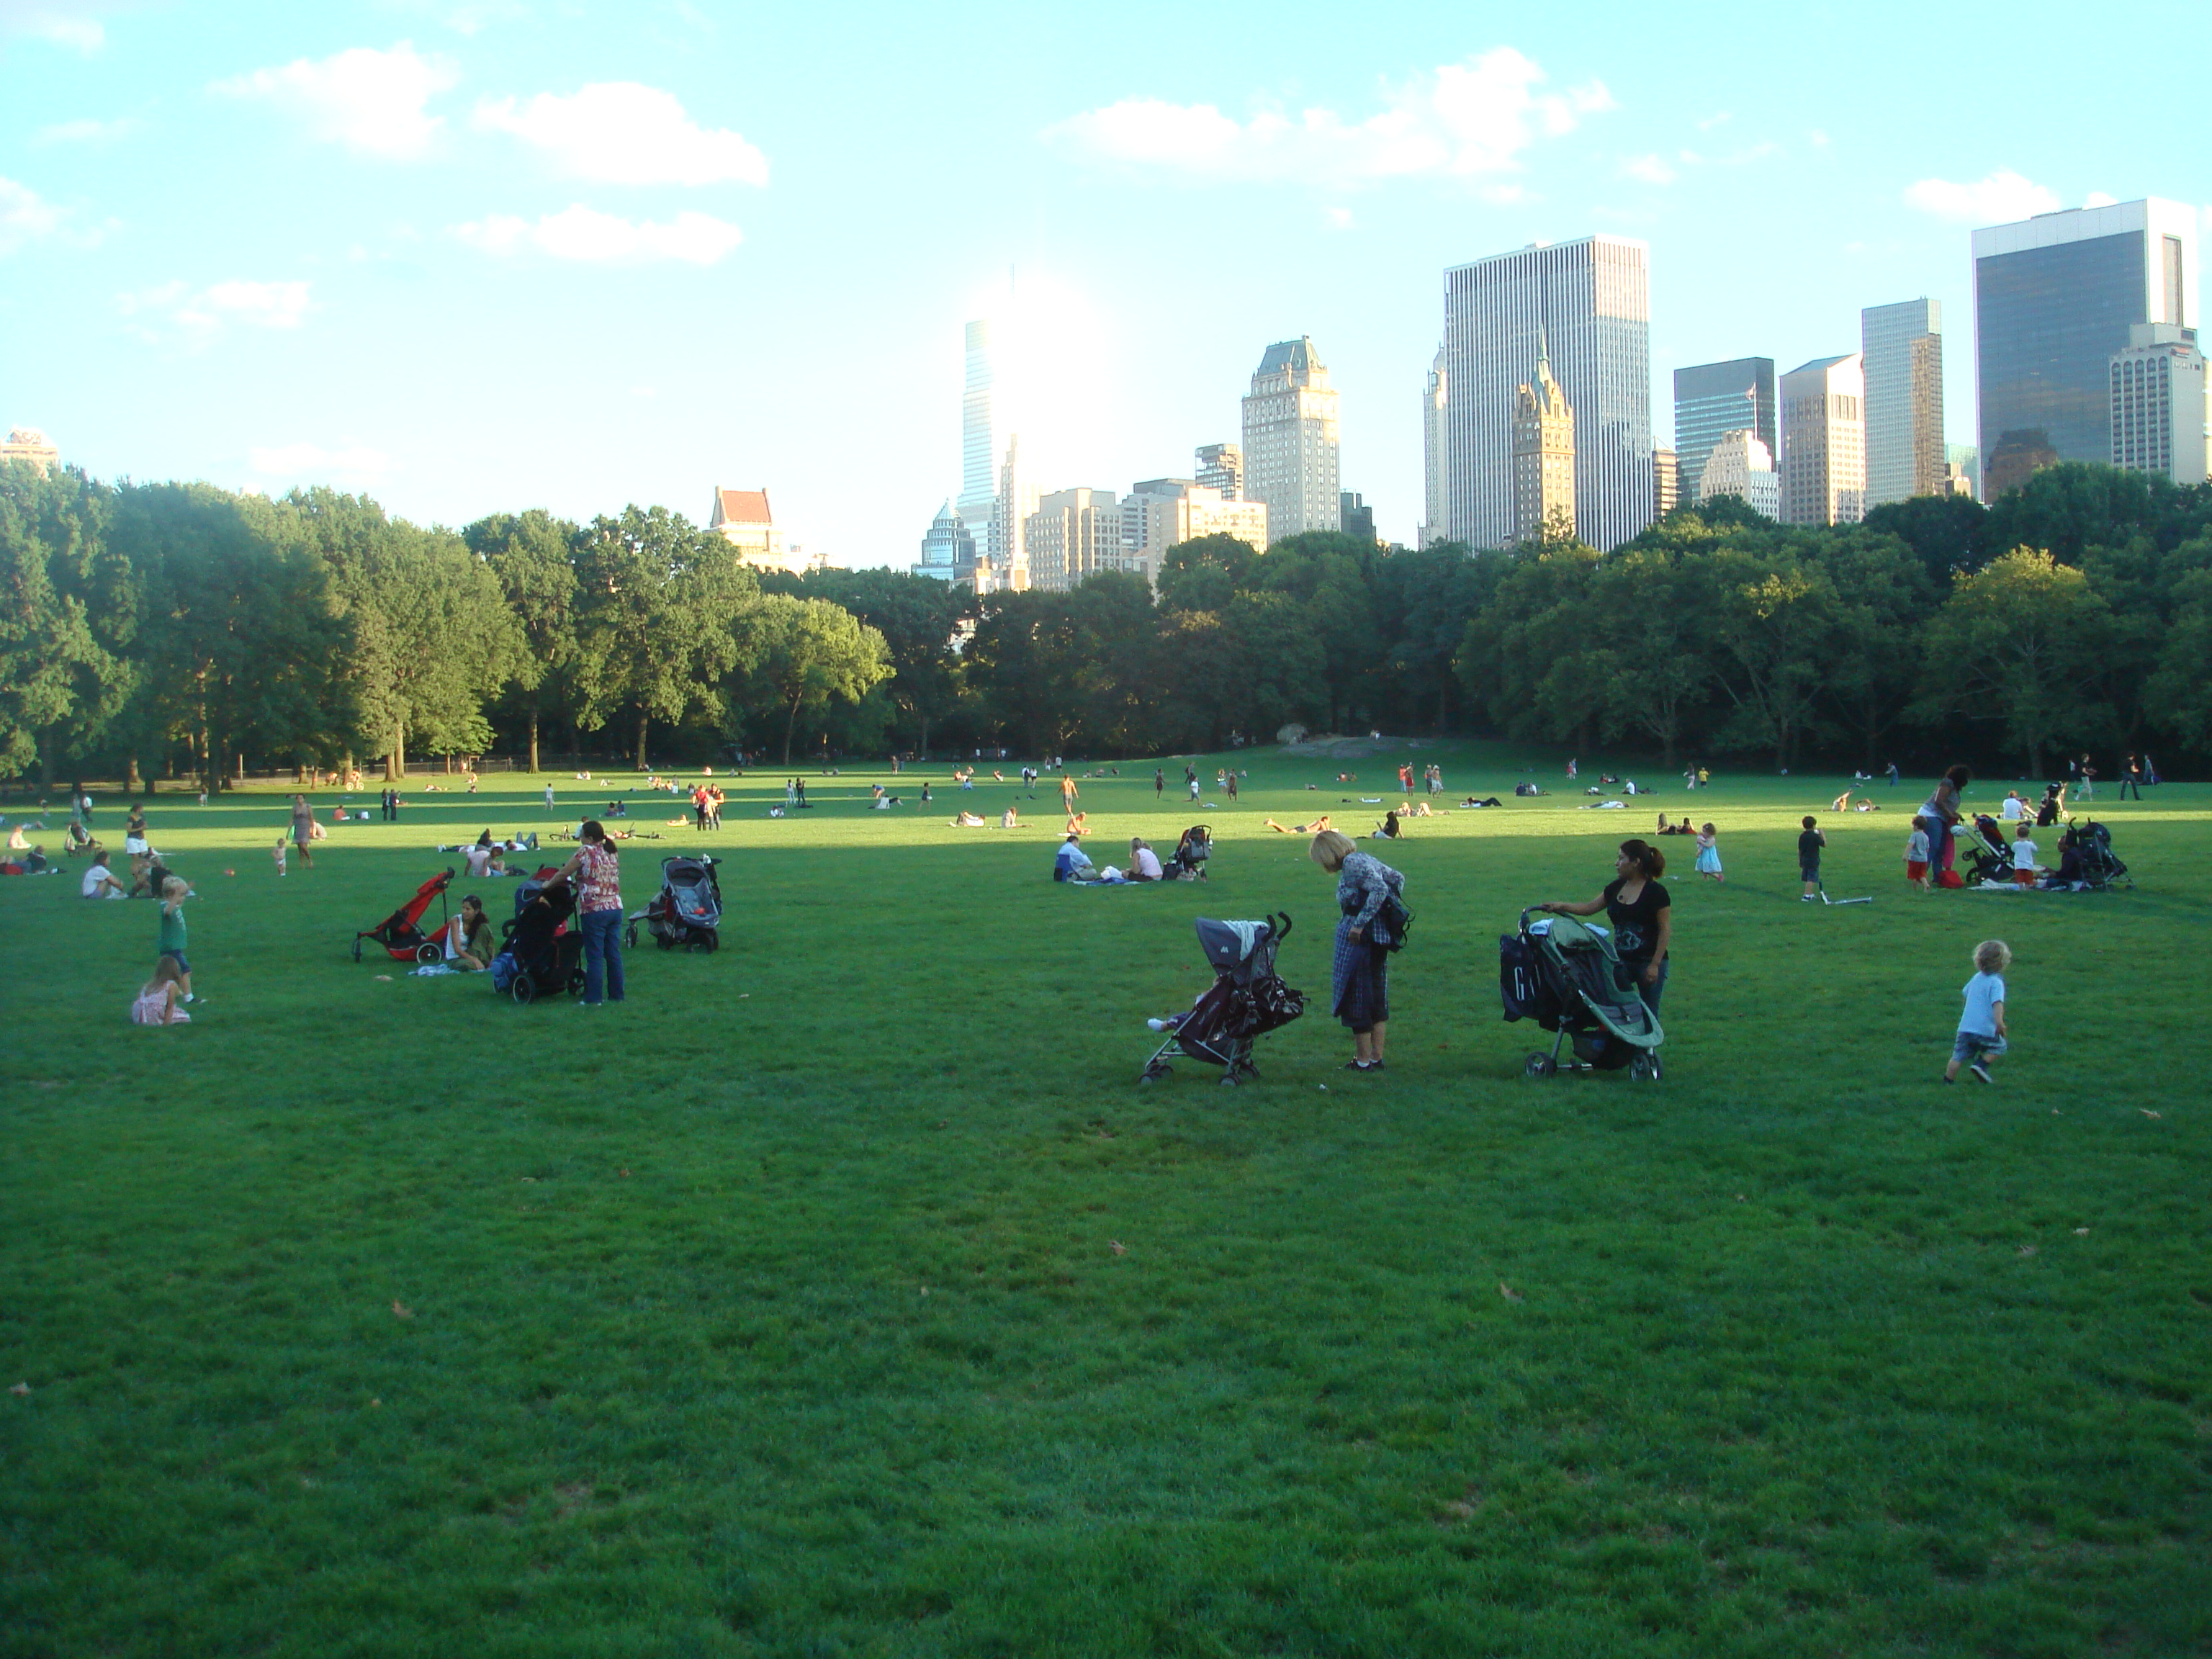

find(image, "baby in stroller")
[1141,914,1304,1086]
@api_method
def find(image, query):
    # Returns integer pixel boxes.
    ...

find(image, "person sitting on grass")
[1374,808,1406,840]
[82,856,126,899]
[1053,833,1095,882]
[6,824,30,853]
[1408,799,1434,817]
[448,896,495,971]
[1128,837,1164,881]
[1001,806,1021,830]
[131,956,191,1026]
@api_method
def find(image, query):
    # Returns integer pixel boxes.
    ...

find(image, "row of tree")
[5,460,2208,787]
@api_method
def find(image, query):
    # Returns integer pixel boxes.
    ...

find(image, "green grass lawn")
[3,745,2206,1658]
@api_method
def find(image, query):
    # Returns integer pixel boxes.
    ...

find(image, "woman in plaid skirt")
[1310,829,1403,1072]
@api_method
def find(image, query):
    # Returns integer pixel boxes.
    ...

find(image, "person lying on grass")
[131,956,190,1026]
[950,811,987,827]
[1264,814,1333,834]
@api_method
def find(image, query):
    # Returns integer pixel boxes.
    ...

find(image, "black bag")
[1499,933,1557,1025]
[1377,894,1413,951]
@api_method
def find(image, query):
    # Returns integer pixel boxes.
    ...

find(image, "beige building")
[1,427,59,475]
[709,487,785,567]
[1023,487,1125,593]
[1122,480,1268,585]
[1861,299,1946,505]
[977,436,1040,593]
[1780,354,1866,526]
[1653,446,1680,521]
[1510,336,1576,541]
[1241,337,1341,541]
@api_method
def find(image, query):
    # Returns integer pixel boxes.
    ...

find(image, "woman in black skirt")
[1310,828,1404,1072]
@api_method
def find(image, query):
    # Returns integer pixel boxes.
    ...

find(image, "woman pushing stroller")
[1534,838,1672,1014]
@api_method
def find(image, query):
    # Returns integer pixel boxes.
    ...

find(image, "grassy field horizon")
[4,741,2206,1657]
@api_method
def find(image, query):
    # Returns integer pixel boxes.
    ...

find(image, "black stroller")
[628,854,723,950]
[2061,818,2131,890]
[1500,909,1664,1081]
[1169,824,1213,880]
[1140,913,1304,1087]
[1959,814,2014,886]
[498,876,585,1005]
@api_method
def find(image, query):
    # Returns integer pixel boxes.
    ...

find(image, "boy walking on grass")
[1799,815,1825,901]
[1945,939,2010,1084]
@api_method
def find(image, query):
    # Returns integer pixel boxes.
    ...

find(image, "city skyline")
[2,1,2208,558]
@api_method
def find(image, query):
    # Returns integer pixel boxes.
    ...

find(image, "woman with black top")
[1917,765,1970,883]
[1537,838,1672,1013]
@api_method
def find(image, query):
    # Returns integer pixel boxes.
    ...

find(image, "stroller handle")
[1269,909,1292,942]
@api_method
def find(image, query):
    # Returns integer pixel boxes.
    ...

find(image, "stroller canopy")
[1195,916,1272,971]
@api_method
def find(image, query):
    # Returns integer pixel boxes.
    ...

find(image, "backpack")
[1377,892,1413,951]
[490,950,519,992]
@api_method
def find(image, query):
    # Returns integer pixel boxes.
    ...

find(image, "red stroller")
[354,868,455,963]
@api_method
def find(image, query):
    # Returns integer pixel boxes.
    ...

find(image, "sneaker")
[1970,1061,1992,1084]
[181,994,197,1004]
[1146,1017,1169,1032]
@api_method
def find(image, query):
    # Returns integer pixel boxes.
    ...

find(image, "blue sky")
[4,0,2206,558]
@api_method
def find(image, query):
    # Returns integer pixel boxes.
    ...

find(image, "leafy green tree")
[1370,542,1503,732]
[1154,533,1259,614]
[1861,493,1990,584]
[0,464,135,783]
[1706,544,1839,769]
[1914,547,2114,773]
[112,483,350,792]
[571,506,760,769]
[769,567,971,755]
[741,594,893,764]
[1584,550,1716,768]
[2139,536,2212,757]
[1252,531,1384,731]
[1982,462,2167,570]
[1457,542,1603,745]
[1820,529,1938,769]
[466,509,580,773]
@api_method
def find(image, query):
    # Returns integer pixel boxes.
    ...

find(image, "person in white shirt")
[82,859,125,899]
[2012,825,2039,886]
[2000,791,2026,822]
[1128,837,1164,881]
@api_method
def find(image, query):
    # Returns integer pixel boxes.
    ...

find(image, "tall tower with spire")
[1511,325,1577,541]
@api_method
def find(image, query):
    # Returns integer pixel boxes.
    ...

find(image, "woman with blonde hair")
[1310,828,1404,1072]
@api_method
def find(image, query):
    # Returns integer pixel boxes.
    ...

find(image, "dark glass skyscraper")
[1673,358,1776,504]
[1972,199,2198,498]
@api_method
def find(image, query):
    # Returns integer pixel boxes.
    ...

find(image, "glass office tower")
[1861,300,1945,505]
[1442,236,1653,551]
[1972,199,2198,498]
[1673,357,1776,506]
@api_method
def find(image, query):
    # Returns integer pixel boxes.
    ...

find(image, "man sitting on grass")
[1053,834,1095,882]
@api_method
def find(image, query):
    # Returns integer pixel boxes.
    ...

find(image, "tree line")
[5,460,2208,788]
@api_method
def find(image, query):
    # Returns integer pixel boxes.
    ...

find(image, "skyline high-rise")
[1779,354,1866,527]
[1509,330,1577,541]
[1697,428,1781,521]
[1123,479,1268,585]
[1861,299,1946,506]
[1194,443,1244,500]
[1972,198,2199,498]
[1419,346,1447,547]
[1440,235,1653,552]
[912,500,977,583]
[2110,323,2208,484]
[1023,487,1123,593]
[1673,358,1776,509]
[1241,336,1341,541]
[958,319,1001,562]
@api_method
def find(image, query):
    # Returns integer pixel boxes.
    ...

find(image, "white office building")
[1697,429,1782,521]
[1438,235,1655,552]
[2110,323,2209,484]
[958,319,1002,563]
[913,500,977,583]
[1122,480,1268,585]
[1780,354,1866,526]
[1419,347,1449,547]
[1861,299,1946,506]
[1241,337,1341,541]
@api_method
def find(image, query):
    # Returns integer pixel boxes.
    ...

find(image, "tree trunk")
[126,756,142,793]
[37,731,54,791]
[390,724,407,783]
[526,709,540,774]
[634,710,649,771]
[781,698,801,766]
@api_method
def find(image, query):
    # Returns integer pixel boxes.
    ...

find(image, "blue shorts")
[163,950,191,976]
[1951,1031,2007,1064]
[1801,864,1821,884]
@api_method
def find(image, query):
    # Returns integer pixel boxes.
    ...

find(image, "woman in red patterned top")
[554,819,624,1007]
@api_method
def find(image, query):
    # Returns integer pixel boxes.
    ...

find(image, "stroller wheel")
[1524,1052,1557,1079]
[416,942,444,964]
[1219,1073,1239,1087]
[685,937,709,953]
[657,933,675,950]
[625,924,638,950]
[512,977,536,1006]
[701,932,719,953]
[1631,1051,1664,1082]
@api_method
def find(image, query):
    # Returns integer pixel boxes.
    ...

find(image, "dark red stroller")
[354,869,454,963]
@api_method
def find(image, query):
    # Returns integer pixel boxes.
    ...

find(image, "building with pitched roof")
[709,486,791,570]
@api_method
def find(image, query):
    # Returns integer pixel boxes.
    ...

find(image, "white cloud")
[1324,205,1354,230]
[1,7,104,50]
[118,278,314,341]
[472,81,768,186]
[1622,153,1676,186]
[213,42,457,159]
[451,204,742,264]
[248,441,391,480]
[33,117,140,145]
[0,175,65,252]
[1904,168,2061,225]
[2082,191,2117,209]
[1046,47,1614,186]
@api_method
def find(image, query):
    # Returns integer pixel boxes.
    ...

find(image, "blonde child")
[157,876,196,1004]
[272,834,288,876]
[1693,822,1724,881]
[1944,939,2010,1084]
[131,956,191,1026]
[1905,823,1931,890]
[2012,822,2039,887]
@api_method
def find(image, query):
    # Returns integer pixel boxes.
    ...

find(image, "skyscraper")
[1241,337,1341,541]
[958,319,1000,561]
[1509,331,1577,541]
[1023,487,1123,593]
[1861,299,1946,505]
[1696,429,1781,521]
[1339,491,1376,543]
[1419,346,1448,548]
[1779,354,1866,527]
[981,436,1038,593]
[1653,448,1679,520]
[2110,323,2209,484]
[912,500,977,584]
[1123,480,1268,584]
[1972,198,2199,498]
[1439,236,1653,551]
[1194,444,1244,500]
[1673,359,1776,510]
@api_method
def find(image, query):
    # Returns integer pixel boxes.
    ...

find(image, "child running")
[272,834,288,876]
[1694,822,1723,882]
[157,876,197,1005]
[1905,822,1931,891]
[1798,815,1826,901]
[1945,939,2010,1084]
